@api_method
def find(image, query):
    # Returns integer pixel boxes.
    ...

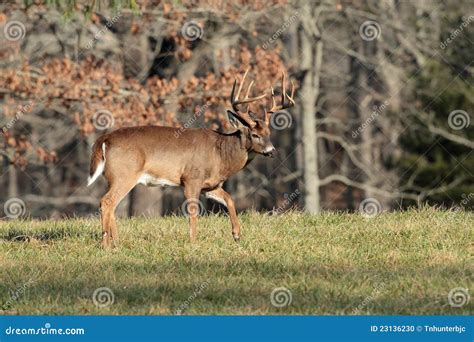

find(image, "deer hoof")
[101,240,111,250]
[233,235,240,242]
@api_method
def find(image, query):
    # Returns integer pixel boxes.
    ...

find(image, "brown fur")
[89,70,296,248]
[89,123,275,248]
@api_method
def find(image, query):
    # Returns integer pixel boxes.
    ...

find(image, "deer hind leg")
[100,178,138,249]
[206,188,241,242]
[183,182,203,242]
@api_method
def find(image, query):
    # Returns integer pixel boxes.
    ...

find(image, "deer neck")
[217,131,253,175]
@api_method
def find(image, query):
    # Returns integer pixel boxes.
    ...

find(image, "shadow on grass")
[0,227,100,242]
[1,260,470,315]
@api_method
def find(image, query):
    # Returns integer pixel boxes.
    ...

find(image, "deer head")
[227,69,295,158]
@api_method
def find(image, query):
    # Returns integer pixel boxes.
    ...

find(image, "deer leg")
[183,183,202,242]
[99,195,113,249]
[206,188,241,242]
[100,179,137,248]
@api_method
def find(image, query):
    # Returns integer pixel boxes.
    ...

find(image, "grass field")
[0,207,472,315]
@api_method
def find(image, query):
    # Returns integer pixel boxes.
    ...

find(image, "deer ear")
[227,110,251,128]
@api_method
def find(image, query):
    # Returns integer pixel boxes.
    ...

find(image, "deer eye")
[251,133,261,140]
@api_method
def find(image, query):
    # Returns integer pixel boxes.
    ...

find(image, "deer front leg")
[206,188,241,242]
[183,183,202,242]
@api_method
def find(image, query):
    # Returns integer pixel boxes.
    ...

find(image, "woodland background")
[0,0,473,218]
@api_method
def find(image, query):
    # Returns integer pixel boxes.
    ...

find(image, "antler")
[230,69,266,128]
[268,72,296,113]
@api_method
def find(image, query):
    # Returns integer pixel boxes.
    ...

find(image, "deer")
[87,69,295,248]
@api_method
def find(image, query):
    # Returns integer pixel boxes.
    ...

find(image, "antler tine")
[230,69,248,111]
[231,69,266,110]
[268,71,296,113]
[237,92,267,104]
[244,80,254,100]
[237,77,266,104]
[243,80,254,112]
[230,79,237,110]
[236,68,249,102]
[286,80,296,106]
[229,69,268,127]
[271,87,276,109]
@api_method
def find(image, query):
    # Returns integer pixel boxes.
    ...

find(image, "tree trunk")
[8,164,18,198]
[299,2,323,213]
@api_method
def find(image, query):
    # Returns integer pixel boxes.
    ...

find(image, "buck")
[87,70,295,248]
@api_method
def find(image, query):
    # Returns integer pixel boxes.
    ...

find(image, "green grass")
[0,207,472,315]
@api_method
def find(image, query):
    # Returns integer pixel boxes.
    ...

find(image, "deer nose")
[264,146,276,157]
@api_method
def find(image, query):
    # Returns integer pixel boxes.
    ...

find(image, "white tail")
[87,143,106,186]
